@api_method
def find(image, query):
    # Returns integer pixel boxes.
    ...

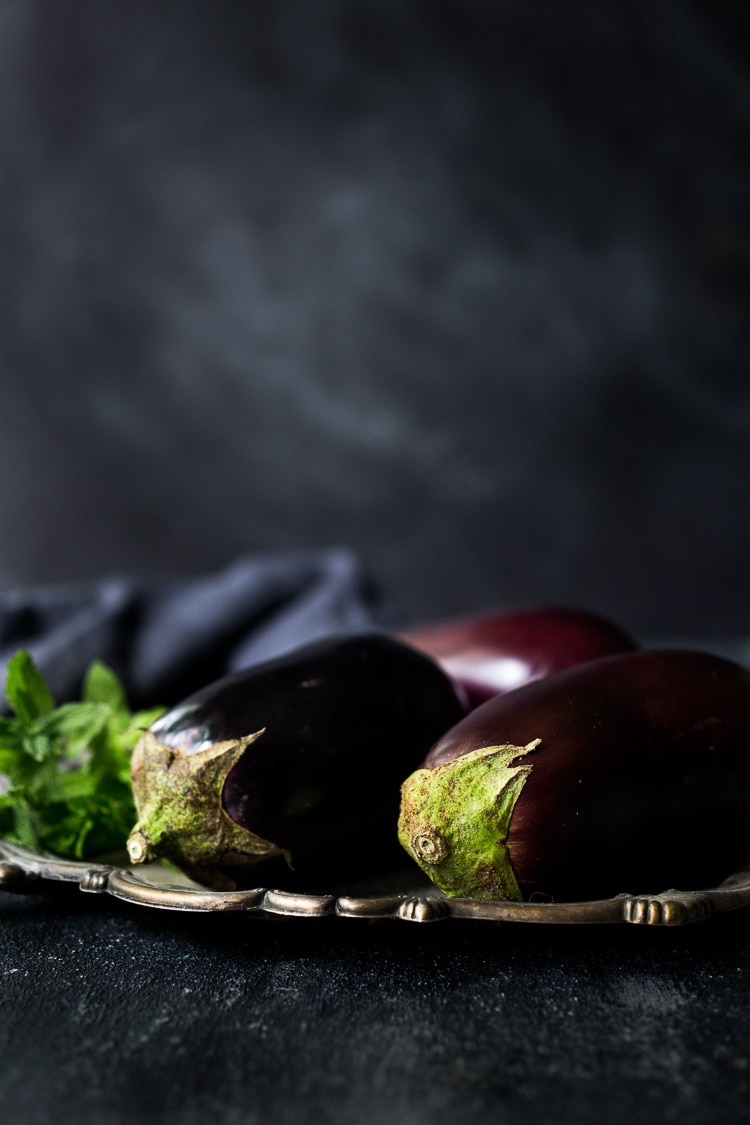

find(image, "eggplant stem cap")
[398,739,540,901]
[127,728,287,889]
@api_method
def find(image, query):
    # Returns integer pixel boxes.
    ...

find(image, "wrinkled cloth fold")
[0,550,382,709]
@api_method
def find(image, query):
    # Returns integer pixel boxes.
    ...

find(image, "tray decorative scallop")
[3,838,750,926]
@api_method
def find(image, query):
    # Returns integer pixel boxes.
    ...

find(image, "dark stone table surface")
[3,883,750,1124]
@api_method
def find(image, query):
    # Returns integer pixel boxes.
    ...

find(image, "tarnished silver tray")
[3,837,750,926]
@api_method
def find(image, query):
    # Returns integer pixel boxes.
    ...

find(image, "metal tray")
[3,837,750,926]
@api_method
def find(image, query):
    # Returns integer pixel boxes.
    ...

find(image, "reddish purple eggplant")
[126,633,466,888]
[400,606,637,707]
[398,649,750,902]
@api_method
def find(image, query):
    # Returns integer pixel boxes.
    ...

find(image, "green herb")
[0,651,165,860]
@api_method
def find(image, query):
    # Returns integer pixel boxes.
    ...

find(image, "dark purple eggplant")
[126,633,466,888]
[398,649,750,902]
[400,606,637,706]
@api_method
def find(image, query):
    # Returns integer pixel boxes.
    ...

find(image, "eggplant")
[398,649,750,902]
[126,633,466,888]
[400,606,637,707]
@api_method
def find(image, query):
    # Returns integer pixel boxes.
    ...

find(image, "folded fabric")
[0,550,382,709]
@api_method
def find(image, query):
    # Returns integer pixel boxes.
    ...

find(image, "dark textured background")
[2,3,750,1123]
[1,0,749,636]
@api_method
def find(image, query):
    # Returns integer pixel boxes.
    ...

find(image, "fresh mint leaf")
[82,661,128,718]
[21,732,52,763]
[37,702,109,757]
[55,769,98,802]
[4,651,55,724]
[0,748,18,775]
[0,650,165,861]
[117,706,168,753]
[0,717,22,752]
[7,798,40,852]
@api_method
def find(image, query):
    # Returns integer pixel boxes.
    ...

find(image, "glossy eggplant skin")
[401,606,637,707]
[415,649,750,901]
[150,633,466,879]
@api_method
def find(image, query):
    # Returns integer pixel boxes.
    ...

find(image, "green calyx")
[398,740,540,901]
[127,729,290,890]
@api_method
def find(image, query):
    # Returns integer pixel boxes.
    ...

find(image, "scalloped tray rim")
[3,838,750,926]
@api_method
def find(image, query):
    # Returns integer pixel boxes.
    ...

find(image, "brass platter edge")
[2,838,750,926]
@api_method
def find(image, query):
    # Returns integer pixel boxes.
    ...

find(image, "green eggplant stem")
[398,739,540,901]
[127,728,290,890]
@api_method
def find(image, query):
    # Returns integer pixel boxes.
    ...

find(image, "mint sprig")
[0,651,165,860]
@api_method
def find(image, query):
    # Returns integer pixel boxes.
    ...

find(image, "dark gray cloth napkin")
[0,550,381,710]
[4,550,748,715]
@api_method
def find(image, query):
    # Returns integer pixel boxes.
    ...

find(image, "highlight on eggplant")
[400,606,637,707]
[398,649,750,903]
[126,633,467,889]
